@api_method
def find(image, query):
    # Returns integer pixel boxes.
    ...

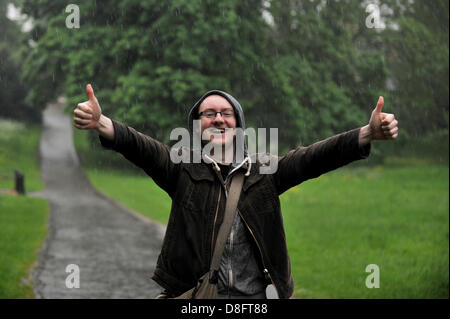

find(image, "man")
[74,84,398,299]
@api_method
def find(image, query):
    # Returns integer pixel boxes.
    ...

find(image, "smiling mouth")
[202,128,236,146]
[211,128,226,134]
[203,128,235,143]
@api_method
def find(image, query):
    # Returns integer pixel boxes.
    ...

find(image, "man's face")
[198,95,237,147]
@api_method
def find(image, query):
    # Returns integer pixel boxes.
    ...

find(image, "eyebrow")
[202,108,234,111]
[198,107,234,114]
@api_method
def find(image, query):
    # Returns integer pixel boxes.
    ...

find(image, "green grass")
[0,119,44,192]
[73,128,449,298]
[281,165,449,298]
[0,118,48,298]
[0,195,48,298]
[86,168,171,225]
[79,164,449,299]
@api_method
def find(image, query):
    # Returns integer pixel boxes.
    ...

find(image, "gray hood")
[188,90,248,158]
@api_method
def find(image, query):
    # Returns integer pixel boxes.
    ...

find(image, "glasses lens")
[200,109,234,118]
[222,110,234,117]
[205,111,216,118]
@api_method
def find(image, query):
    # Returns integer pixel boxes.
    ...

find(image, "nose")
[212,113,225,123]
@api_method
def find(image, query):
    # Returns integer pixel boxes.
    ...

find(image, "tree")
[19,0,449,157]
[21,0,274,144]
[265,0,388,146]
[0,0,38,122]
[384,0,449,137]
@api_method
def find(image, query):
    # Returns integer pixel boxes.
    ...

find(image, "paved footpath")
[30,103,166,298]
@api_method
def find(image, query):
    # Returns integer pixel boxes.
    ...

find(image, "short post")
[14,170,25,195]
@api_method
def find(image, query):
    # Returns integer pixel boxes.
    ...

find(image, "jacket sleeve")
[99,119,179,197]
[273,128,370,195]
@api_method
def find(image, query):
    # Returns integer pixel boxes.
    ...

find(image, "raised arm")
[274,96,399,195]
[73,84,178,196]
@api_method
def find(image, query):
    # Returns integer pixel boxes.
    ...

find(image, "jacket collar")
[182,158,264,193]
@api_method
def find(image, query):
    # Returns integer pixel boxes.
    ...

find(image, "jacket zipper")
[237,209,281,298]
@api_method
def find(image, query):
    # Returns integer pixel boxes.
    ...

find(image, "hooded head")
[188,90,248,159]
[188,90,246,132]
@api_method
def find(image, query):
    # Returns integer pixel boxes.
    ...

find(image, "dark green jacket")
[101,120,370,298]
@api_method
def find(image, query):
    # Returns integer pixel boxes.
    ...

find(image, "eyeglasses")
[198,109,235,119]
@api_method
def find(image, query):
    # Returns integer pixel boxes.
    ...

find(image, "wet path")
[31,103,165,298]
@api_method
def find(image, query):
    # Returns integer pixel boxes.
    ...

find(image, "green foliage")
[0,0,40,122]
[384,0,449,136]
[16,0,449,153]
[266,0,391,145]
[20,0,272,143]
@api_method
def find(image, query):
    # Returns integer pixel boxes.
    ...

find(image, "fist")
[73,84,102,130]
[369,96,399,140]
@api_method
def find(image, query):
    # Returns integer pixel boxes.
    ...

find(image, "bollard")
[14,169,25,195]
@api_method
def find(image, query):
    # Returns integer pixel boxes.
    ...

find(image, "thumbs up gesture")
[73,84,102,130]
[367,96,399,141]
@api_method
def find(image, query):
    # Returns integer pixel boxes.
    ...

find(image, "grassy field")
[0,196,48,298]
[0,120,44,191]
[74,129,449,298]
[0,119,48,298]
[86,168,171,225]
[282,164,448,298]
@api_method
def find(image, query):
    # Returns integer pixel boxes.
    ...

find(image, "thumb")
[374,96,384,113]
[86,84,97,102]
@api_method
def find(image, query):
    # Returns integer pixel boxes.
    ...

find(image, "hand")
[368,96,399,141]
[73,84,102,130]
